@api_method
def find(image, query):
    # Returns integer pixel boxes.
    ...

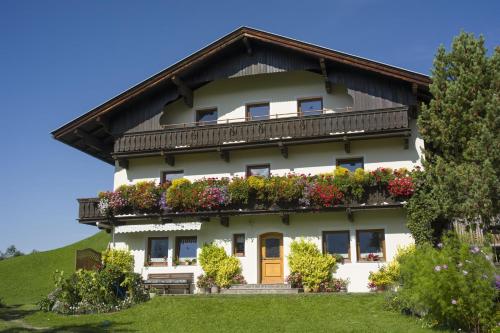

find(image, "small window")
[196,108,218,125]
[357,230,385,262]
[161,170,184,184]
[246,103,270,121]
[176,236,197,261]
[233,234,245,257]
[298,98,323,117]
[337,158,364,172]
[323,231,350,262]
[147,237,169,266]
[246,164,270,178]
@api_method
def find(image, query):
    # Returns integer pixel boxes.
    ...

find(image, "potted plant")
[196,274,213,294]
[148,287,159,298]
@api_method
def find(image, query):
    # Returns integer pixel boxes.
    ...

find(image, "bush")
[288,239,337,292]
[102,249,134,273]
[215,256,242,288]
[395,234,496,332]
[198,243,242,288]
[368,245,415,291]
[196,274,215,289]
[320,278,350,292]
[39,265,148,315]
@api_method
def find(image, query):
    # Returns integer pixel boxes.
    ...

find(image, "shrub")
[286,272,303,288]
[102,249,134,273]
[215,256,242,288]
[198,243,228,278]
[395,234,496,332]
[39,266,148,315]
[288,239,337,292]
[368,245,415,291]
[198,243,242,288]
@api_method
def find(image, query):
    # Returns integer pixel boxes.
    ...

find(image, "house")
[52,27,431,292]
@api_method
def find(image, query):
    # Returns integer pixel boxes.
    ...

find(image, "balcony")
[112,107,411,161]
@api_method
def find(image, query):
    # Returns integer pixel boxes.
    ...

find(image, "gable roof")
[52,27,431,164]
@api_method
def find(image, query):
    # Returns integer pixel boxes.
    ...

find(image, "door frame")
[259,232,284,284]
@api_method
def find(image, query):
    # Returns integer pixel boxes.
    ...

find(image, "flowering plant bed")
[96,167,417,217]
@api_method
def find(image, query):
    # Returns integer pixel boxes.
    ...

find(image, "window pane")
[248,166,270,178]
[164,171,184,182]
[247,104,269,120]
[234,234,245,255]
[337,159,364,172]
[325,232,350,259]
[196,109,218,124]
[178,237,197,259]
[265,238,280,258]
[358,231,384,260]
[299,99,323,116]
[150,238,168,259]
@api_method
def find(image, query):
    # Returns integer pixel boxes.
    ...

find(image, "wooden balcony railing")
[113,107,410,158]
[77,187,403,225]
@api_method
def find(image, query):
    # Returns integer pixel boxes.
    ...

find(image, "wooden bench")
[144,273,194,295]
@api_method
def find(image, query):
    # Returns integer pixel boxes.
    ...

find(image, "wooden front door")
[260,232,283,284]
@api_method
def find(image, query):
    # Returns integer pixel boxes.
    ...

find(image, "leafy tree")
[1,245,24,259]
[407,32,500,244]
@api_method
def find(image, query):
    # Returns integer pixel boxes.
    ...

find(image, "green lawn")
[0,232,447,332]
[0,231,110,305]
[7,294,439,333]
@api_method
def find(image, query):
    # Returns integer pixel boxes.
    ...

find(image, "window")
[246,164,270,178]
[161,170,184,184]
[147,237,169,266]
[233,234,245,257]
[357,230,385,262]
[196,108,218,125]
[323,231,351,262]
[298,98,323,117]
[246,103,270,121]
[336,158,364,172]
[176,236,197,261]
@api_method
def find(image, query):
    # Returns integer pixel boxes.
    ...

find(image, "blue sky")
[0,0,498,252]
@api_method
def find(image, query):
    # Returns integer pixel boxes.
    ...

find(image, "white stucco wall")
[109,70,422,292]
[160,71,354,127]
[112,209,412,292]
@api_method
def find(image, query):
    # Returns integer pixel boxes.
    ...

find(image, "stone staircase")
[220,284,302,294]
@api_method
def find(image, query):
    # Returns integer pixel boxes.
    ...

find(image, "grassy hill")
[0,232,110,305]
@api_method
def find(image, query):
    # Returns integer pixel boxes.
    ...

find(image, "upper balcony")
[112,107,411,165]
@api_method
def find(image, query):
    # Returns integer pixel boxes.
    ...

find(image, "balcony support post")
[217,147,230,163]
[319,58,332,93]
[343,136,351,153]
[171,75,193,108]
[161,152,175,166]
[220,216,229,227]
[281,214,290,225]
[278,142,288,158]
[404,131,411,150]
[116,158,129,169]
[346,207,354,222]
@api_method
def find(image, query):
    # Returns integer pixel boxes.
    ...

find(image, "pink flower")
[451,299,457,305]
[434,265,441,272]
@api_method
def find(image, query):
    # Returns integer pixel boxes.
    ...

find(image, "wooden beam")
[404,132,411,150]
[242,36,252,55]
[281,214,290,225]
[74,129,108,152]
[220,216,229,227]
[278,142,288,158]
[117,159,129,169]
[217,147,230,162]
[346,208,354,222]
[319,58,332,93]
[171,75,193,108]
[95,116,111,135]
[161,152,175,166]
[343,137,351,153]
[411,83,418,96]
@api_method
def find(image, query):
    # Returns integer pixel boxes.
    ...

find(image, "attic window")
[246,103,270,121]
[196,108,218,125]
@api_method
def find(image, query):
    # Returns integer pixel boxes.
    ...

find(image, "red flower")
[388,177,415,198]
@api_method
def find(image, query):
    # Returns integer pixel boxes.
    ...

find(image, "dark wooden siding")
[108,45,415,136]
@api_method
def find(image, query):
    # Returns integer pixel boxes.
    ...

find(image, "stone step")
[229,284,292,290]
[220,288,301,295]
